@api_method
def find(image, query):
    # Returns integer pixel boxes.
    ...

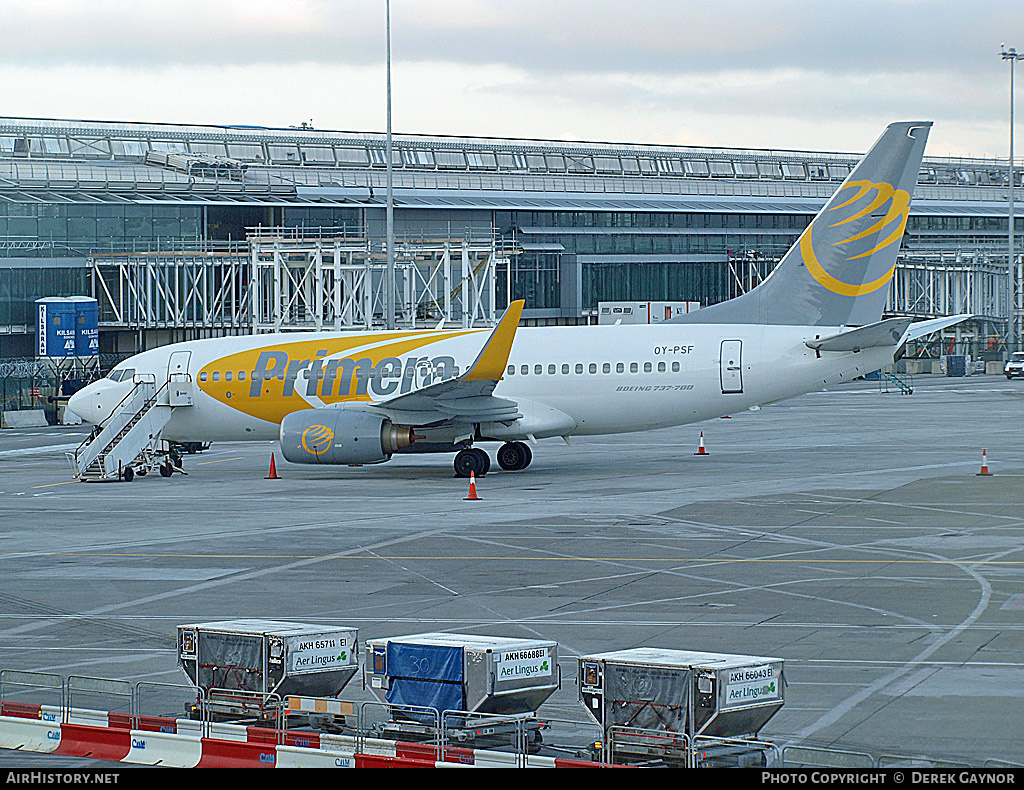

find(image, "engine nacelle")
[280,407,415,465]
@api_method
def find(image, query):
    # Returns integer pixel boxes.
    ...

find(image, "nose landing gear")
[119,443,187,482]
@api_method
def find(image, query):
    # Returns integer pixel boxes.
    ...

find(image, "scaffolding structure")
[248,228,509,332]
[890,251,1006,321]
[729,249,1009,325]
[90,251,250,331]
[88,230,509,336]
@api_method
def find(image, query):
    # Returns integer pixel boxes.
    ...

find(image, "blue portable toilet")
[68,296,99,358]
[35,297,77,359]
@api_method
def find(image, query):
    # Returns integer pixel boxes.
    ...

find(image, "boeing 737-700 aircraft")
[67,121,967,480]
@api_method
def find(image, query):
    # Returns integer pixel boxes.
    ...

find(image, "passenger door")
[167,350,191,381]
[720,339,743,394]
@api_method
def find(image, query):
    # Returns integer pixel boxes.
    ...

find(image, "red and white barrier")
[124,730,203,767]
[0,716,62,754]
[276,745,355,768]
[53,722,131,762]
[0,705,623,769]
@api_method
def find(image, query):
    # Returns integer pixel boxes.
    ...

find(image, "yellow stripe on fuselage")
[197,329,482,424]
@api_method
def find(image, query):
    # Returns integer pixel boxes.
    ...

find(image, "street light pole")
[385,0,396,330]
[1001,44,1023,354]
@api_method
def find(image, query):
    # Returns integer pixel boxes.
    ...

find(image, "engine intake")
[280,408,415,465]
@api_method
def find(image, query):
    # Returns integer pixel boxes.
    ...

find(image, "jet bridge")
[65,373,194,482]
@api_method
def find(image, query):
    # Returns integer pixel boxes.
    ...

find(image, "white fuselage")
[69,323,892,447]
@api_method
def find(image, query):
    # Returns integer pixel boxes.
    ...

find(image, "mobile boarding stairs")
[65,374,194,482]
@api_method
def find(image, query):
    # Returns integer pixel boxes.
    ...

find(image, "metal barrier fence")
[356,699,441,756]
[0,669,64,718]
[877,754,975,769]
[693,735,781,769]
[0,668,1012,768]
[607,724,690,767]
[781,744,877,769]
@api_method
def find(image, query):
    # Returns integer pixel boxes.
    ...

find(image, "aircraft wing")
[371,300,525,425]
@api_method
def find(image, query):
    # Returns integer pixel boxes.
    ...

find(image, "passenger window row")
[198,362,679,383]
[506,361,680,376]
[198,371,247,383]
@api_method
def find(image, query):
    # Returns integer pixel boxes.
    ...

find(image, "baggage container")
[945,354,968,377]
[364,632,559,717]
[177,619,359,699]
[578,648,784,739]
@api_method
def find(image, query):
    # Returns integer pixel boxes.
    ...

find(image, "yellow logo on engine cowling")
[800,179,911,297]
[302,424,334,455]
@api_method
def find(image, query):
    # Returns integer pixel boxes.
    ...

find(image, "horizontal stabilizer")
[806,317,913,352]
[901,314,973,344]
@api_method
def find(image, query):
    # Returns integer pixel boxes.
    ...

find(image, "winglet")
[462,300,525,382]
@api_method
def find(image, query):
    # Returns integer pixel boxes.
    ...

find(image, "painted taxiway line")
[0,550,1019,565]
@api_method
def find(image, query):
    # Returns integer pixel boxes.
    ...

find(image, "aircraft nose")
[67,382,104,424]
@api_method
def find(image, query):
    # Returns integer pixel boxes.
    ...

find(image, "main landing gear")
[453,442,533,477]
[496,441,532,472]
[454,447,490,478]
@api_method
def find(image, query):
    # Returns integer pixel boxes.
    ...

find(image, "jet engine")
[280,407,416,465]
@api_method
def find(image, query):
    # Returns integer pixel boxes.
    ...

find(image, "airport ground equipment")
[65,373,194,481]
[177,620,359,720]
[597,300,701,325]
[578,648,784,766]
[363,632,559,748]
[1004,351,1024,378]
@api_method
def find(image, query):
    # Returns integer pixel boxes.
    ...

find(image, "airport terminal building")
[0,115,1018,366]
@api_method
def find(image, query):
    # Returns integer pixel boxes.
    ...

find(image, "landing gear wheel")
[160,462,173,478]
[122,466,135,483]
[454,447,490,478]
[497,441,533,471]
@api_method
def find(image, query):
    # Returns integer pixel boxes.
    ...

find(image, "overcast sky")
[3,0,1022,158]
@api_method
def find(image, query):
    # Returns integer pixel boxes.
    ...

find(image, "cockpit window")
[106,368,135,382]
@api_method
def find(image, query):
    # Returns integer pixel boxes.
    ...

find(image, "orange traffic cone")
[977,449,992,476]
[266,453,280,479]
[464,471,481,501]
[694,432,709,456]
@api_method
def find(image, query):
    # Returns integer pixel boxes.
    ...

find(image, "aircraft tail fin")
[673,121,932,327]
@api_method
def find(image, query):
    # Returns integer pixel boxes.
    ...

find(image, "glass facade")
[0,204,202,256]
[281,207,362,233]
[498,253,561,309]
[582,261,731,308]
[0,116,1019,328]
[0,265,89,328]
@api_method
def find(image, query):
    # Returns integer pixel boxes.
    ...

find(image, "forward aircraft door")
[167,350,195,406]
[720,340,742,393]
[167,350,191,380]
